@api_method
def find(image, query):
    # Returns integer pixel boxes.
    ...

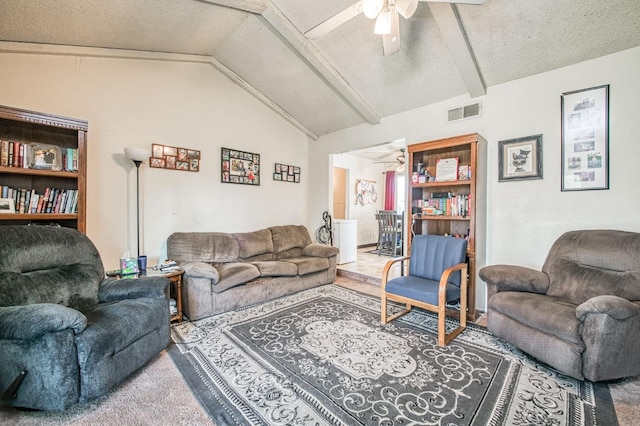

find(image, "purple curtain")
[384,171,396,210]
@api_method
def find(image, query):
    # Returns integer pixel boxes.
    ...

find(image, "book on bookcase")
[0,140,78,172]
[0,184,78,214]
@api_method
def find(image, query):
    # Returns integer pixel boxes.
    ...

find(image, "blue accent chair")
[381,234,468,346]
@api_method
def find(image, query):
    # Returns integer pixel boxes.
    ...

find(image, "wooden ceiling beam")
[260,3,381,125]
[428,3,486,98]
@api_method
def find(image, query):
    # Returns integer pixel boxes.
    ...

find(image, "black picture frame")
[221,147,260,185]
[561,84,609,191]
[498,134,543,182]
[274,163,301,183]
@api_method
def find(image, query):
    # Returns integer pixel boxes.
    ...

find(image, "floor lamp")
[124,147,150,268]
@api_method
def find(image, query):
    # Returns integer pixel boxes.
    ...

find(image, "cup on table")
[137,255,147,273]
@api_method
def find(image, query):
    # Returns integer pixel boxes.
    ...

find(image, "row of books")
[0,140,78,172]
[0,185,79,214]
[413,193,472,217]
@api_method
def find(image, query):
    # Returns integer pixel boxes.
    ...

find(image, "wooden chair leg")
[437,303,446,346]
[381,294,388,323]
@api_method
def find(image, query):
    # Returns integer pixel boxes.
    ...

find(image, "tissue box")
[120,257,139,275]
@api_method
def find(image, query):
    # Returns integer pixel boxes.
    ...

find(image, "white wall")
[308,47,640,311]
[331,153,385,245]
[0,49,310,269]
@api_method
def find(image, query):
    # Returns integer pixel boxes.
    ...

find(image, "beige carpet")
[0,350,213,426]
[1,278,639,425]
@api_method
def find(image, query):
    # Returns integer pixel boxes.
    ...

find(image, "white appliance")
[333,219,357,264]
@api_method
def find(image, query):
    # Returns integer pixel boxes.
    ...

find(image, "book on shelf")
[0,140,78,172]
[419,193,470,217]
[0,184,78,214]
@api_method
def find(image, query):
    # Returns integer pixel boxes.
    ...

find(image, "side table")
[144,269,185,323]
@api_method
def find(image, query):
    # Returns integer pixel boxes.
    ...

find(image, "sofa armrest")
[576,296,640,381]
[302,243,339,258]
[576,295,640,321]
[181,262,220,284]
[0,304,87,340]
[479,265,549,300]
[98,276,169,303]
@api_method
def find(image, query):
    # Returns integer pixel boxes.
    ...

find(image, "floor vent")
[448,102,481,122]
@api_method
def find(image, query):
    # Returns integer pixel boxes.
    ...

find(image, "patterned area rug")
[169,285,617,426]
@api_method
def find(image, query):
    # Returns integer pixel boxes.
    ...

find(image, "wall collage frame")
[274,163,300,183]
[150,143,200,172]
[221,147,260,185]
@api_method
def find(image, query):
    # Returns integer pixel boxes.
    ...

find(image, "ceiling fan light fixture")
[374,7,393,35]
[363,0,384,19]
[396,163,405,173]
[395,0,419,19]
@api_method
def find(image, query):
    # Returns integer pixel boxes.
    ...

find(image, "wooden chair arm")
[381,255,410,290]
[438,262,468,306]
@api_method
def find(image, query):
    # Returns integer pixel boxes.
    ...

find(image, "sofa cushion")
[213,263,260,293]
[168,232,239,263]
[270,225,312,256]
[0,226,104,311]
[543,230,640,306]
[283,257,329,276]
[489,291,582,345]
[77,298,165,361]
[251,261,298,277]
[234,229,275,260]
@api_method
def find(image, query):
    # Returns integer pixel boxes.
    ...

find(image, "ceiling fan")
[375,148,407,172]
[304,0,486,56]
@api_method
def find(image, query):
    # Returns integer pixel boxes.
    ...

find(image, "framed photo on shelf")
[0,198,15,214]
[561,85,609,191]
[498,134,543,182]
[435,157,459,182]
[221,147,260,185]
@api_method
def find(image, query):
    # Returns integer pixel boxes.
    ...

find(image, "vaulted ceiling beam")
[428,3,486,98]
[195,0,381,128]
[208,57,320,140]
[195,0,268,14]
[260,3,381,125]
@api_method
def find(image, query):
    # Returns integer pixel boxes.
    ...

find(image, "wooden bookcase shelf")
[407,133,486,320]
[0,105,87,232]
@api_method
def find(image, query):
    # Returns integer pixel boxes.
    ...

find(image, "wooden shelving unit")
[0,105,87,232]
[407,133,486,319]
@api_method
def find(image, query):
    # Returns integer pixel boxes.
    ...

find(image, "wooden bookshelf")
[407,133,486,319]
[0,105,87,232]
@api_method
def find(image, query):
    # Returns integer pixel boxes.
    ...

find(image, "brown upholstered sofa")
[167,225,339,320]
[479,229,640,382]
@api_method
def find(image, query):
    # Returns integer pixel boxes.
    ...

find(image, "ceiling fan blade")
[382,10,401,56]
[419,0,486,4]
[305,1,364,39]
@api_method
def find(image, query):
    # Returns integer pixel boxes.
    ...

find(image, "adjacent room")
[1,0,640,424]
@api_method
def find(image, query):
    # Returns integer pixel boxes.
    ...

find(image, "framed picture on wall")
[498,134,543,181]
[221,147,260,185]
[561,85,609,191]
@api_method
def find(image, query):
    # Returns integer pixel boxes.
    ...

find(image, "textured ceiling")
[1,0,639,142]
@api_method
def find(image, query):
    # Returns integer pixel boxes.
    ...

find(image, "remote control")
[105,269,121,276]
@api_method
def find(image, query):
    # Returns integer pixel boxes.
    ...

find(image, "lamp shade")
[124,147,150,162]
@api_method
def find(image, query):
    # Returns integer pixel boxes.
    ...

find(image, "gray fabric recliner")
[479,229,640,382]
[0,225,170,410]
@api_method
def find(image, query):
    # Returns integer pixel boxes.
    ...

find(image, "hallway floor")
[335,246,404,286]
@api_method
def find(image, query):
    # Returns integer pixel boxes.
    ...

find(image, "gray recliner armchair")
[0,225,170,410]
[479,229,640,382]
